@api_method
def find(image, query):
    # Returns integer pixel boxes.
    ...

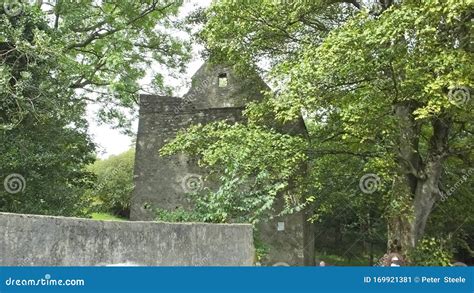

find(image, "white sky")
[89,1,211,159]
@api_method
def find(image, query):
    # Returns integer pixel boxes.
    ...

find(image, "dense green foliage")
[0,118,95,216]
[408,237,453,266]
[1,0,472,265]
[162,0,473,263]
[84,149,135,218]
[1,1,190,128]
[155,207,203,223]
[161,122,309,224]
[1,1,189,215]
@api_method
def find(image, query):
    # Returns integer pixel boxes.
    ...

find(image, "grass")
[316,253,371,266]
[90,212,126,221]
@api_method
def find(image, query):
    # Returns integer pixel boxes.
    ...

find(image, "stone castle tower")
[131,60,314,266]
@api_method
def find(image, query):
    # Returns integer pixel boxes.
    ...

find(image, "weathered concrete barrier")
[0,212,254,266]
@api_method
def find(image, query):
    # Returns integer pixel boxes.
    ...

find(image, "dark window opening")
[218,73,228,87]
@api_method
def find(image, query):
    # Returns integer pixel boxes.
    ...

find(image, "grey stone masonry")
[131,60,315,266]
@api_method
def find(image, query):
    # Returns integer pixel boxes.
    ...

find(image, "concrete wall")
[0,212,254,266]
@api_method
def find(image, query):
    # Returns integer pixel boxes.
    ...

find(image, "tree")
[2,1,190,129]
[84,149,135,218]
[271,0,473,253]
[0,116,95,216]
[1,5,95,216]
[178,0,473,256]
[1,1,190,215]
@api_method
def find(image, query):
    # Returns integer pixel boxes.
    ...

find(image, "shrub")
[408,237,452,266]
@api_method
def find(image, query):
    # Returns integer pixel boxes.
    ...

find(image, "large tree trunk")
[388,102,450,256]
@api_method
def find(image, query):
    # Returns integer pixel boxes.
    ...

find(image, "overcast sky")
[88,1,211,159]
